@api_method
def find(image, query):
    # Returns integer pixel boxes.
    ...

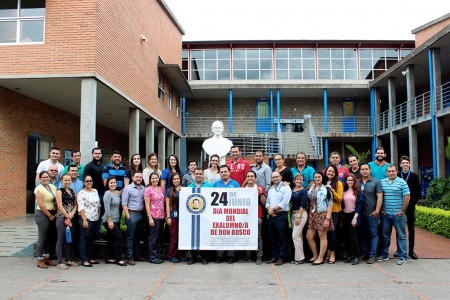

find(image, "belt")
[129,209,143,213]
[276,211,287,215]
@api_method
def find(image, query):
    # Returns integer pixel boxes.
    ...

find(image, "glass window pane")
[331,49,343,58]
[373,58,386,69]
[319,70,331,79]
[204,50,216,59]
[400,49,412,58]
[331,59,343,69]
[385,49,398,59]
[275,49,288,58]
[332,70,344,79]
[247,70,259,79]
[218,59,230,69]
[182,70,188,79]
[191,50,203,59]
[247,59,259,69]
[182,50,188,59]
[247,49,259,59]
[20,0,45,17]
[260,59,272,69]
[233,59,245,69]
[303,70,316,79]
[0,21,16,43]
[190,70,202,80]
[372,49,384,59]
[318,49,330,58]
[233,49,245,59]
[345,70,358,80]
[276,59,288,69]
[302,49,315,58]
[302,59,315,69]
[359,59,373,69]
[360,69,372,80]
[289,49,302,58]
[204,60,216,69]
[0,0,17,17]
[276,70,288,79]
[359,49,371,59]
[289,70,302,79]
[233,70,245,80]
[218,70,230,80]
[344,49,356,58]
[344,59,357,69]
[205,70,217,80]
[191,59,203,69]
[218,49,230,59]
[260,49,272,58]
[182,60,188,70]
[289,58,301,69]
[260,70,273,79]
[318,59,330,69]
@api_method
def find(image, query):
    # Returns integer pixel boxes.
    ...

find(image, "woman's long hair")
[324,165,339,190]
[169,172,182,209]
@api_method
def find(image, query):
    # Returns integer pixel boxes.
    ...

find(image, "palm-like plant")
[345,144,371,165]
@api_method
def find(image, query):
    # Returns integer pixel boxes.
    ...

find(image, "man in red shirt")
[328,151,349,183]
[226,146,250,186]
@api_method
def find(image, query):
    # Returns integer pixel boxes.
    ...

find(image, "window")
[182,50,189,79]
[158,73,164,100]
[359,48,399,80]
[168,87,173,110]
[176,97,181,117]
[317,48,357,80]
[275,48,316,79]
[0,0,45,44]
[232,48,273,80]
[190,49,230,80]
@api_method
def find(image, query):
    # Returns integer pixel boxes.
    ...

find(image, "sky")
[164,0,447,41]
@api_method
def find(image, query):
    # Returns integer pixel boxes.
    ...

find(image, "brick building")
[0,0,192,219]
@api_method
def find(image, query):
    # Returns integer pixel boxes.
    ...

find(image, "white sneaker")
[397,259,407,265]
[57,263,68,270]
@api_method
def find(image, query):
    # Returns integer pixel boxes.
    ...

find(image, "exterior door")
[342,100,356,133]
[256,100,271,133]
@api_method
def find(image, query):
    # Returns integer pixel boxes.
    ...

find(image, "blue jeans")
[381,214,407,260]
[361,215,379,257]
[125,212,143,259]
[78,219,98,263]
[268,212,288,260]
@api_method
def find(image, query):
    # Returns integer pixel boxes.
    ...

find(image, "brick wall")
[415,18,450,47]
[96,0,183,134]
[0,86,127,220]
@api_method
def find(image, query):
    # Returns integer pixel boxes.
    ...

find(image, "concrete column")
[129,108,139,156]
[406,65,415,119]
[431,49,444,177]
[388,78,397,163]
[408,125,418,173]
[436,117,445,177]
[174,137,181,160]
[374,88,382,148]
[80,78,97,165]
[167,132,174,157]
[145,119,155,155]
[158,127,166,169]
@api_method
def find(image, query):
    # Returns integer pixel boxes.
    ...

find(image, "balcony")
[376,81,450,134]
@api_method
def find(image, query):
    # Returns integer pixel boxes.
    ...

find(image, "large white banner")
[179,187,258,250]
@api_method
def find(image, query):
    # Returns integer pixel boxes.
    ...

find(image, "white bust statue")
[202,120,233,165]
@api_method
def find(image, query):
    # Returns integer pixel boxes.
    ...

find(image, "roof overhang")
[158,63,195,98]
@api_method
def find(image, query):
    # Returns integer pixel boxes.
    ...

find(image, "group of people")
[33,144,420,270]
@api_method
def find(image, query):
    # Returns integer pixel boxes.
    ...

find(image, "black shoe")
[274,259,285,265]
[187,259,196,265]
[351,257,360,265]
[266,258,277,264]
[345,256,352,263]
[215,258,222,264]
[202,258,208,265]
[227,257,234,264]
[409,252,418,260]
[393,252,400,258]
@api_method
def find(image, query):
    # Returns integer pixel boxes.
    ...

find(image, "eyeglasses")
[84,180,93,183]
[49,170,58,172]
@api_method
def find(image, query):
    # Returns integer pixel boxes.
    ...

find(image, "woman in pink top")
[342,173,363,265]
[144,172,165,264]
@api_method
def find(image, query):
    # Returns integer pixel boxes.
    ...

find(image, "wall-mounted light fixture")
[140,34,148,42]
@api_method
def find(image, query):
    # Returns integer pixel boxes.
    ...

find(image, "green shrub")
[424,177,450,210]
[415,206,450,239]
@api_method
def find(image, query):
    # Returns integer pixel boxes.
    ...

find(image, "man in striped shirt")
[377,164,410,265]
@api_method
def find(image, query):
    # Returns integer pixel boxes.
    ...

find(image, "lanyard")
[401,171,410,182]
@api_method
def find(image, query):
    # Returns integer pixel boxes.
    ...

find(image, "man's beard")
[376,156,384,162]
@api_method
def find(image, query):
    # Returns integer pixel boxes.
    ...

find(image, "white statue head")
[211,121,224,137]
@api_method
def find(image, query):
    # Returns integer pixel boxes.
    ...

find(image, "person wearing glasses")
[47,166,61,189]
[77,175,101,267]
